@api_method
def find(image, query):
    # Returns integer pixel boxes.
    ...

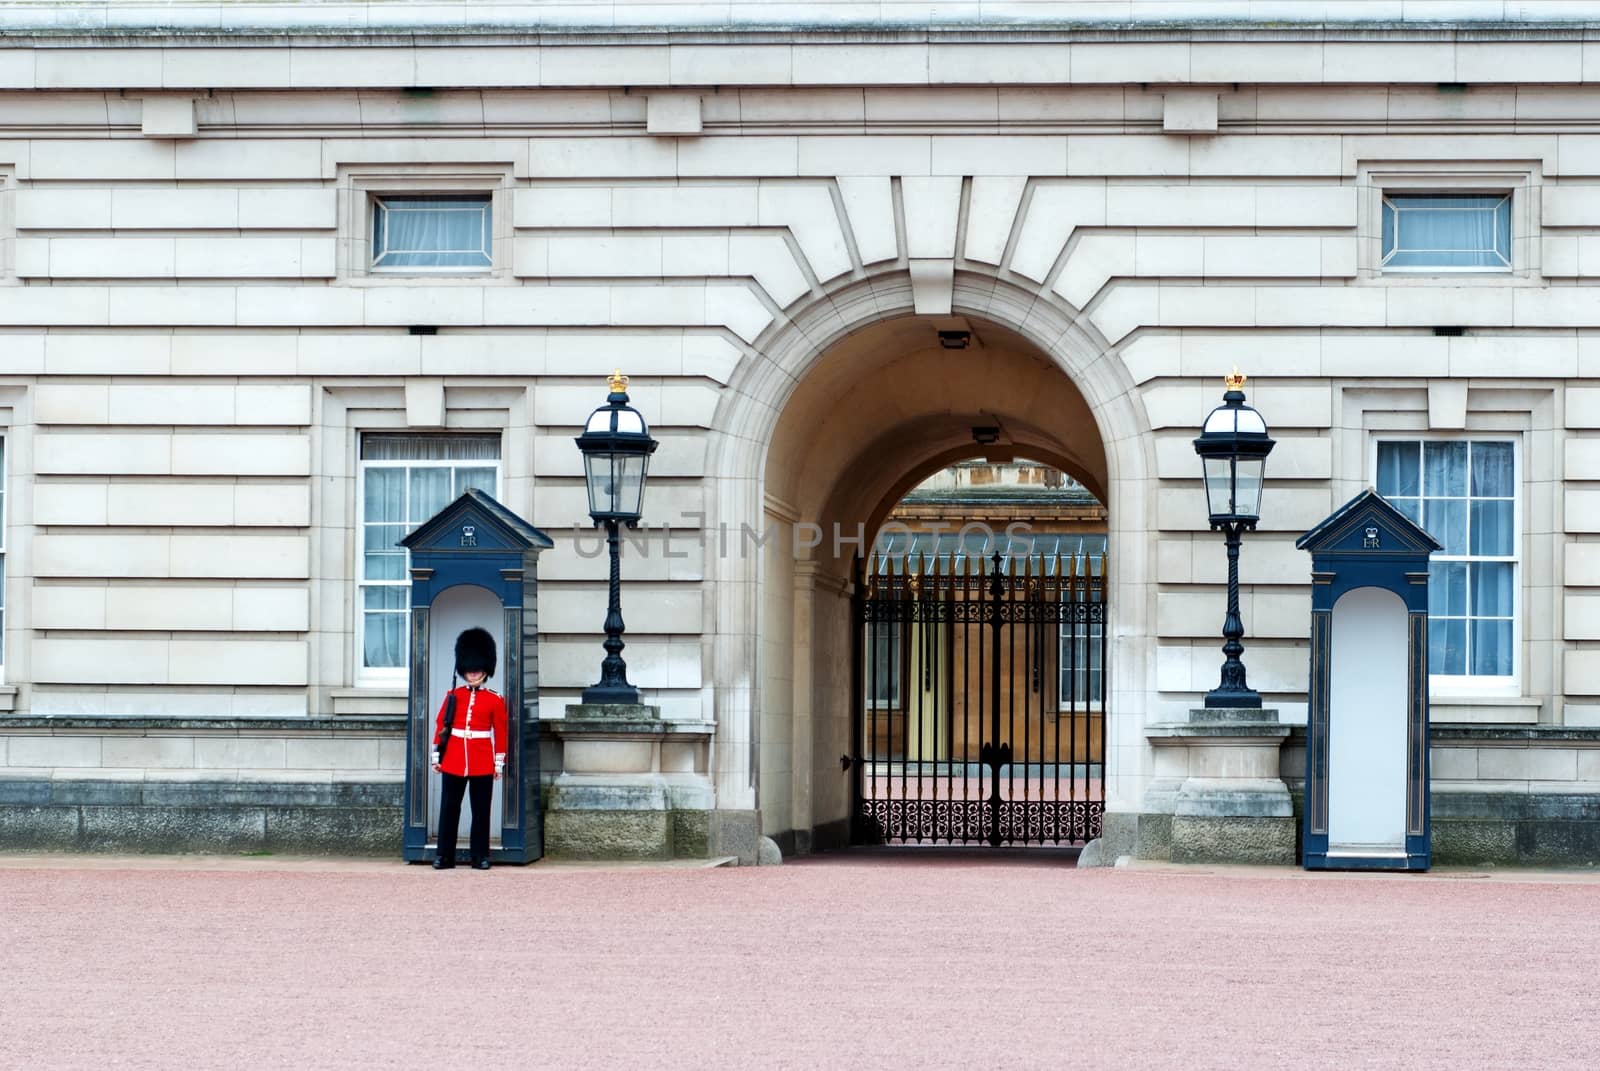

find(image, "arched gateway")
[708,268,1156,854]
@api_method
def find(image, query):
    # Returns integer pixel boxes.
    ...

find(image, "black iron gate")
[850,540,1106,846]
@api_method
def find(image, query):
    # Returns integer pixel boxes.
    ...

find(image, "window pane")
[372,196,491,269]
[1376,441,1419,497]
[455,466,497,498]
[1424,498,1466,555]
[363,585,407,611]
[363,612,405,669]
[1429,617,1467,676]
[1430,561,1467,617]
[364,550,406,581]
[1384,496,1419,526]
[408,467,453,523]
[1471,561,1514,618]
[362,434,500,462]
[364,468,403,524]
[1471,441,1514,497]
[1384,194,1511,270]
[363,524,406,553]
[1470,500,1514,557]
[1470,620,1513,677]
[1423,440,1467,496]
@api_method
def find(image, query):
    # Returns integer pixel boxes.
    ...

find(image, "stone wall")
[0,15,1594,855]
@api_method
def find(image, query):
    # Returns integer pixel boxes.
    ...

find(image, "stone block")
[1136,812,1173,861]
[757,184,850,282]
[169,534,309,579]
[17,188,113,230]
[35,533,171,579]
[1517,819,1600,865]
[283,738,380,771]
[544,809,669,860]
[80,804,266,853]
[646,92,701,135]
[175,139,321,181]
[101,736,196,769]
[30,138,174,180]
[1163,90,1218,133]
[7,735,102,767]
[239,188,338,230]
[0,804,80,851]
[528,137,676,179]
[836,176,897,265]
[964,176,1027,266]
[174,237,323,278]
[194,737,289,770]
[265,806,397,856]
[31,584,108,629]
[1431,818,1519,866]
[1169,815,1296,865]
[673,809,712,857]
[798,135,929,177]
[709,809,760,866]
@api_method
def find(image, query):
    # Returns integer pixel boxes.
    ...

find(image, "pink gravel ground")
[2,851,1598,1070]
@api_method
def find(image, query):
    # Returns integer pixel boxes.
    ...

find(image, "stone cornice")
[0,21,1595,91]
[3,23,1600,45]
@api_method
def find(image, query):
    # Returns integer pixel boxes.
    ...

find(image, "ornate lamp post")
[1192,370,1276,709]
[575,371,658,705]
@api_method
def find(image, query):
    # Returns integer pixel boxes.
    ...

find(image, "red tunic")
[432,685,507,777]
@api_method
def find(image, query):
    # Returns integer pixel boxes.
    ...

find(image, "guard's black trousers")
[437,772,494,864]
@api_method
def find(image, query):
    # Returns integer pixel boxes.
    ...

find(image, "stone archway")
[706,269,1156,854]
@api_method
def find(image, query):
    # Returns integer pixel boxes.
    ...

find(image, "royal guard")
[431,627,507,870]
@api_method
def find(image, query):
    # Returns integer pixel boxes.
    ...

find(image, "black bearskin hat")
[454,627,497,679]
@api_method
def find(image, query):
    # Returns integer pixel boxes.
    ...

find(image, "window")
[1060,597,1103,708]
[866,623,901,709]
[1376,439,1517,683]
[358,433,500,678]
[371,195,492,271]
[1381,193,1511,272]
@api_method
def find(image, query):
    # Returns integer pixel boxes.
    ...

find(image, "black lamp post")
[1192,370,1275,709]
[575,371,658,705]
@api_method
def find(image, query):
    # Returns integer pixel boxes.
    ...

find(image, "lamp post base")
[580,683,642,706]
[1203,688,1262,709]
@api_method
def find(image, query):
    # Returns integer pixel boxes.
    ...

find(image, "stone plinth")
[1144,707,1295,865]
[543,703,716,861]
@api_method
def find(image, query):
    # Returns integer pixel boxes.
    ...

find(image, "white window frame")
[335,165,513,283]
[1358,162,1541,283]
[370,194,493,273]
[355,433,502,687]
[1370,434,1522,697]
[1380,192,1512,274]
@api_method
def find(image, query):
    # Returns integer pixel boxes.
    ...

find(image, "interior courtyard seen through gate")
[1,1,1600,867]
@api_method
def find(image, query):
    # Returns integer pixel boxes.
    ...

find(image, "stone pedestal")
[543,703,715,860]
[1143,707,1295,865]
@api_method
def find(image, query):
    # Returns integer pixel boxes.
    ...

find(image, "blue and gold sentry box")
[1296,490,1441,871]
[400,489,554,865]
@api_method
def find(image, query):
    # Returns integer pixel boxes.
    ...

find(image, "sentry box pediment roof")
[400,488,554,555]
[1295,488,1441,557]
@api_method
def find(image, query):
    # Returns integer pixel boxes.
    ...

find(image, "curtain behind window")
[372,197,491,268]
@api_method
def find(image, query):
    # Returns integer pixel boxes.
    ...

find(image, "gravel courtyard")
[2,851,1596,1070]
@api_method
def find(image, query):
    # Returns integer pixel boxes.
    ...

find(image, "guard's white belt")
[451,729,495,739]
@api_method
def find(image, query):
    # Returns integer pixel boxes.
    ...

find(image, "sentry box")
[1296,489,1441,872]
[400,489,554,865]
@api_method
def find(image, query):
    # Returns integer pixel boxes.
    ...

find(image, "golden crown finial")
[1225,366,1246,391]
[608,369,629,394]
